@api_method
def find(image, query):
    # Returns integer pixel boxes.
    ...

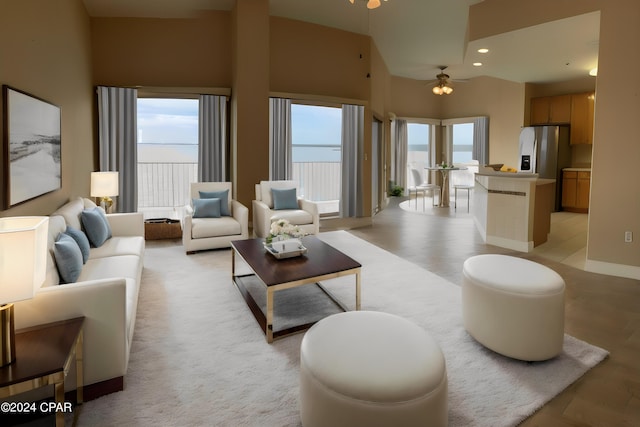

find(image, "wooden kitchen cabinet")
[570,92,595,144]
[576,171,591,209]
[562,170,590,213]
[530,95,572,125]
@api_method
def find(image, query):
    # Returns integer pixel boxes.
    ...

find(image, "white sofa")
[252,180,320,238]
[13,197,144,398]
[182,182,249,253]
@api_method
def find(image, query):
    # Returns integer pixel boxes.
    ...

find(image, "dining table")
[426,165,467,207]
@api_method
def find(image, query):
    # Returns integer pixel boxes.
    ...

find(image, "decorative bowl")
[264,238,307,259]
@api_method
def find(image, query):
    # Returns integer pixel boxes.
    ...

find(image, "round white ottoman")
[299,311,447,427]
[462,254,565,361]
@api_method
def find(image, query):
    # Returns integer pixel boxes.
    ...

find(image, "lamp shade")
[0,216,49,304]
[91,171,119,197]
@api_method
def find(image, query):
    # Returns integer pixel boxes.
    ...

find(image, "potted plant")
[388,181,404,197]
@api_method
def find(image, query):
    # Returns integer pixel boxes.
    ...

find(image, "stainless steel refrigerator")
[518,125,571,211]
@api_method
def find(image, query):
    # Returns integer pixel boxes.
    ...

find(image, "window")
[137,98,198,218]
[451,122,474,164]
[443,119,482,191]
[291,104,342,215]
[406,123,431,186]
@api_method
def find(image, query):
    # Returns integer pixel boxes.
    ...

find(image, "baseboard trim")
[65,376,124,402]
[585,259,640,280]
[486,235,534,253]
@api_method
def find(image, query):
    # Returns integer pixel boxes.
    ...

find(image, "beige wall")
[471,0,640,275]
[91,12,232,88]
[0,0,94,217]
[442,76,525,167]
[232,0,270,207]
[389,76,441,119]
[586,0,640,273]
[369,41,392,199]
[270,17,370,101]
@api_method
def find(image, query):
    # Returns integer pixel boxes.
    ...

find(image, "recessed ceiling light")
[473,62,483,67]
[477,48,489,54]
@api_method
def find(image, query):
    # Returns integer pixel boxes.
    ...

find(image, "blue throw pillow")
[199,189,230,216]
[53,233,83,284]
[193,198,221,218]
[272,188,298,210]
[81,207,112,247]
[65,226,90,264]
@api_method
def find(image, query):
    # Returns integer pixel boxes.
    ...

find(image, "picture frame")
[2,85,61,208]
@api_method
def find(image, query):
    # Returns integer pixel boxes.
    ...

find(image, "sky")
[137,98,198,145]
[135,99,473,162]
[291,104,341,146]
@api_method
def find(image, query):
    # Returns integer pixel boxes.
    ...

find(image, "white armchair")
[183,182,249,254]
[252,180,320,238]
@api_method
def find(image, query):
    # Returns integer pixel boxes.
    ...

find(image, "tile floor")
[328,196,639,427]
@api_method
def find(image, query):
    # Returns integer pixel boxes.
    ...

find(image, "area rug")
[77,231,608,427]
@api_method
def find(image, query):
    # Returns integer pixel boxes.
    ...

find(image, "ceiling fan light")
[367,0,381,9]
[349,0,355,3]
[443,85,453,95]
[433,85,444,95]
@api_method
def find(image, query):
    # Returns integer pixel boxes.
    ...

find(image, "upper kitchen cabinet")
[530,95,572,125]
[570,92,595,145]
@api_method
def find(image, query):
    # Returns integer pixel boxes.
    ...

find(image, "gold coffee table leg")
[266,288,274,343]
[355,271,361,310]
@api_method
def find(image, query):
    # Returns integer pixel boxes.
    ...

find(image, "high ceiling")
[82,0,600,84]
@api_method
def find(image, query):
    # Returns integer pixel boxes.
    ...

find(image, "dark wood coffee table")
[231,236,361,343]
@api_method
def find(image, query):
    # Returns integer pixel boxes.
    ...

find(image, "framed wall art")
[2,85,61,208]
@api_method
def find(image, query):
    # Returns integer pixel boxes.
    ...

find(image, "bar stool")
[454,184,473,212]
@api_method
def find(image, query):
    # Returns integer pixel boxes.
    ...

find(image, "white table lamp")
[91,171,119,212]
[0,216,49,366]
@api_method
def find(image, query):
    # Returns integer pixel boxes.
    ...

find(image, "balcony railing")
[138,162,197,209]
[137,161,341,212]
[292,162,341,202]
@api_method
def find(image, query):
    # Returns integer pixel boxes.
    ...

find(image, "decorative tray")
[264,238,307,259]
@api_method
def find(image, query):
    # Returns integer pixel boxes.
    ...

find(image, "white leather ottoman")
[299,311,448,427]
[462,254,565,361]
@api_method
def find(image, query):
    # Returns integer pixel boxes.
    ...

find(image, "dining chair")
[410,169,440,209]
[452,161,478,212]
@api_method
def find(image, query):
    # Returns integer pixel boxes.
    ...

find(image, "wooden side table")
[0,317,84,427]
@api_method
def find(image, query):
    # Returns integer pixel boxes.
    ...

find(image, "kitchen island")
[473,171,555,252]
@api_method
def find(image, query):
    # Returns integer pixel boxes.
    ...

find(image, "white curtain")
[340,104,364,218]
[393,119,408,194]
[473,116,489,166]
[269,98,292,180]
[97,86,138,213]
[198,95,227,182]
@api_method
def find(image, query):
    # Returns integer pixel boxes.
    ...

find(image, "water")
[292,145,340,163]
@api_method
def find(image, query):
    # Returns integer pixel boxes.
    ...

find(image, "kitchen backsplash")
[571,144,593,168]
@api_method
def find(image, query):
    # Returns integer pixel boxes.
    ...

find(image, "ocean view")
[138,143,342,163]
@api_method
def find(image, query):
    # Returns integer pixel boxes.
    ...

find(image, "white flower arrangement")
[266,219,304,244]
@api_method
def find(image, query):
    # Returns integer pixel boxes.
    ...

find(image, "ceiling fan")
[431,66,454,95]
